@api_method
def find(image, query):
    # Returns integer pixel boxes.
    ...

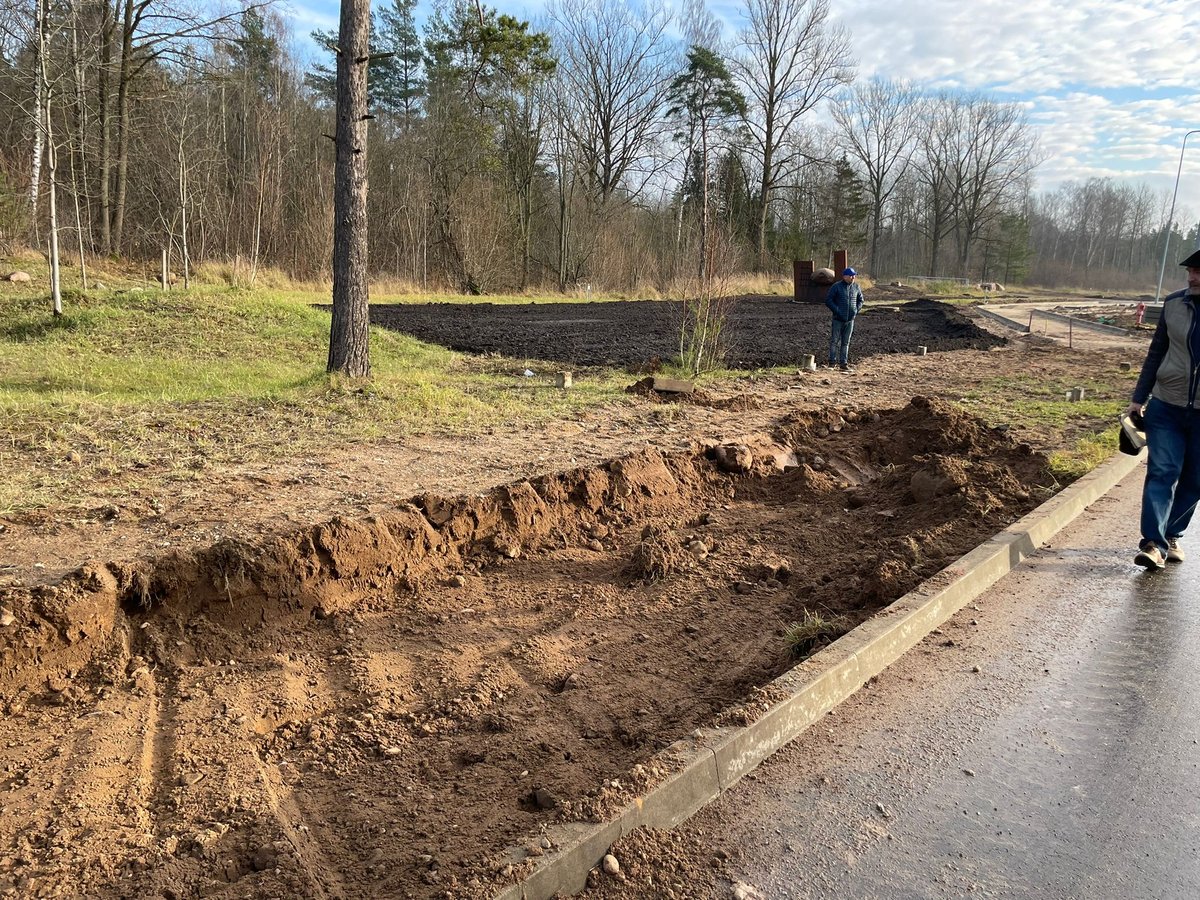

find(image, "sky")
[282,0,1200,228]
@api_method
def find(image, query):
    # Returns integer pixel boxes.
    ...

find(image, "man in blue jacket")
[825,267,864,370]
[1127,248,1200,568]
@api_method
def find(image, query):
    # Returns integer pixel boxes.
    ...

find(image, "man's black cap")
[1181,249,1200,268]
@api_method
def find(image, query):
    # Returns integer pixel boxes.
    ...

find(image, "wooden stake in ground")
[327,0,372,378]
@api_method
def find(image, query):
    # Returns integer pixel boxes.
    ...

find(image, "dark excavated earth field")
[367,296,1004,369]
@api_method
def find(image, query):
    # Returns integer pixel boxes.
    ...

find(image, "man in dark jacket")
[825,267,864,370]
[1127,249,1200,568]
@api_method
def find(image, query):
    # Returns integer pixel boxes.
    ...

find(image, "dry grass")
[783,609,851,659]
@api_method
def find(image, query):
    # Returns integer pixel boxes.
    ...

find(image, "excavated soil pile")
[0,398,1054,900]
[367,297,1004,369]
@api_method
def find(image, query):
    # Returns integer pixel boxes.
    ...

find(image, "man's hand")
[1125,401,1145,418]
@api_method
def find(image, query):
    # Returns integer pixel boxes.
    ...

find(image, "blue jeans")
[1140,398,1200,551]
[829,318,855,365]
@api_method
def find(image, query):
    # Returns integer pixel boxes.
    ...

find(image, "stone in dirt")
[714,444,753,474]
[650,377,695,395]
[601,853,620,876]
[732,881,766,900]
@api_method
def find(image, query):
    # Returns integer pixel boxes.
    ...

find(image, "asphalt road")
[620,467,1200,899]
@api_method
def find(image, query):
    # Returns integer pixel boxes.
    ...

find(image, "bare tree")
[946,94,1040,276]
[28,0,45,222]
[547,0,675,205]
[34,0,62,313]
[544,66,583,289]
[913,95,958,275]
[680,0,721,51]
[327,0,372,377]
[103,0,262,254]
[831,77,919,276]
[732,0,852,268]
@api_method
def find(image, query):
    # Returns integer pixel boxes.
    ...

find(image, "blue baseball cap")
[843,267,857,276]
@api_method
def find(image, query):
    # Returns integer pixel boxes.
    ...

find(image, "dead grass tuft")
[783,609,851,659]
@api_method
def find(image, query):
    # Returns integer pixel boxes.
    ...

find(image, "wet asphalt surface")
[646,468,1200,899]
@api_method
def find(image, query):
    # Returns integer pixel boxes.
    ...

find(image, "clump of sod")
[783,609,851,658]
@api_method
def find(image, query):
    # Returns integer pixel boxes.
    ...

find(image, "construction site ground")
[0,291,1149,899]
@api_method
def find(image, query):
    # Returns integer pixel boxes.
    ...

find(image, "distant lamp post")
[1154,129,1200,303]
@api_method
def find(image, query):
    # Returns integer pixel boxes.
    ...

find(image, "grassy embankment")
[957,373,1126,479]
[0,258,661,515]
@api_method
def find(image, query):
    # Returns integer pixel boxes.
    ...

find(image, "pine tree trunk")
[327,0,372,377]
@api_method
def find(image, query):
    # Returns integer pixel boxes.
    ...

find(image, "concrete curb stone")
[496,450,1144,899]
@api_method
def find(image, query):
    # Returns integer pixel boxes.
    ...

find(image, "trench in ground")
[0,398,1055,900]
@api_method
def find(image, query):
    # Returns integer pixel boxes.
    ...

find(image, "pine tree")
[373,0,425,127]
[666,46,746,282]
[820,156,870,263]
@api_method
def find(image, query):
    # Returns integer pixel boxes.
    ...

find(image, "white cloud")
[830,0,1200,92]
[1026,89,1200,219]
[806,0,1200,215]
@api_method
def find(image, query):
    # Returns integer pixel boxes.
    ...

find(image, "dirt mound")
[0,400,1057,899]
[576,826,726,898]
[625,376,761,410]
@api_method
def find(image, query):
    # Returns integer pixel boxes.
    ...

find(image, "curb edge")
[498,449,1143,899]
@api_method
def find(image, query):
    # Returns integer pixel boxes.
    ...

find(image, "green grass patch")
[955,372,1126,477]
[1048,428,1120,480]
[0,285,631,513]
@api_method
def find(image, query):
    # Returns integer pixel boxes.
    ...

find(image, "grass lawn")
[0,282,633,514]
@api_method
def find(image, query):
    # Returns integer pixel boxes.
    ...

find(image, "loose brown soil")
[0,297,1149,899]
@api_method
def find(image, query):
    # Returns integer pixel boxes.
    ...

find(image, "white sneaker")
[1167,538,1185,563]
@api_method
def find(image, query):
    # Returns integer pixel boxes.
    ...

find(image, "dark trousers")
[828,318,854,365]
[1141,397,1200,550]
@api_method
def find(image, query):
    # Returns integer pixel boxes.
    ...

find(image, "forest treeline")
[0,0,1193,293]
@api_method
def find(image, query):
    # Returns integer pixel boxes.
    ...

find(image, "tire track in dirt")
[10,675,160,893]
[121,649,362,898]
[245,743,344,900]
[141,668,180,837]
